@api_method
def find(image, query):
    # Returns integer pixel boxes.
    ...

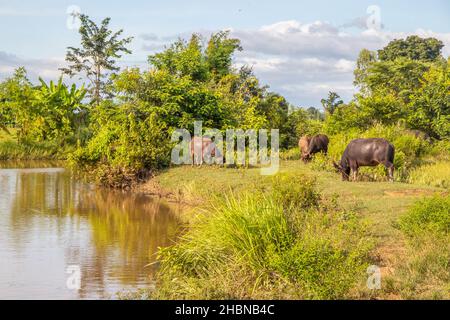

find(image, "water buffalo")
[190,136,219,165]
[298,136,311,163]
[333,138,395,182]
[300,134,329,162]
[406,129,432,143]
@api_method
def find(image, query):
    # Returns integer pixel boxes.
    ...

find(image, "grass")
[408,161,450,188]
[138,159,448,299]
[153,175,374,299]
[384,194,450,299]
[0,128,69,160]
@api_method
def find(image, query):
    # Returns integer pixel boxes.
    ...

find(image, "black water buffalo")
[302,134,329,162]
[406,129,432,142]
[333,138,395,182]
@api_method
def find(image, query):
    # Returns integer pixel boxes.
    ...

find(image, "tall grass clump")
[0,139,63,160]
[386,194,450,299]
[153,174,373,299]
[408,161,450,189]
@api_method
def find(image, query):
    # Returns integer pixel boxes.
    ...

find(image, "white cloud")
[3,19,450,108]
[228,20,450,106]
[0,6,60,17]
[0,51,64,81]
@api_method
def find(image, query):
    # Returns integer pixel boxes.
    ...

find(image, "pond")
[0,162,181,299]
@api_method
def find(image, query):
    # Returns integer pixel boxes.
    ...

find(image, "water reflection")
[0,165,180,299]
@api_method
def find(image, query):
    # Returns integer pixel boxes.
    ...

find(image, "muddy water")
[0,162,180,299]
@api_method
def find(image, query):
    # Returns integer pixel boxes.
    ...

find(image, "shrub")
[279,147,301,160]
[69,108,172,186]
[270,173,320,210]
[428,139,450,161]
[310,153,333,173]
[399,194,450,237]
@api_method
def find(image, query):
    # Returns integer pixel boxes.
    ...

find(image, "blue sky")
[1,0,449,106]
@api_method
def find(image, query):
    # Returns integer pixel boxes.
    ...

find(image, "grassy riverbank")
[137,160,449,299]
[0,129,69,160]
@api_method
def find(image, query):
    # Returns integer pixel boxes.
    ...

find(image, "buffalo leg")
[351,168,359,182]
[349,161,358,182]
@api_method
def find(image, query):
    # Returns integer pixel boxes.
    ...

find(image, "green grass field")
[142,160,449,299]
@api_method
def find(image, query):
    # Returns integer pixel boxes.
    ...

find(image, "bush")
[399,194,450,236]
[279,147,301,160]
[428,139,450,161]
[270,173,320,210]
[310,153,333,173]
[69,107,172,186]
[153,174,373,299]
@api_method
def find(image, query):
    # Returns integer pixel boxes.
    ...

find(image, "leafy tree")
[340,36,449,139]
[61,14,133,105]
[284,108,323,146]
[305,107,325,121]
[206,31,242,79]
[321,91,343,116]
[149,34,208,81]
[378,36,444,62]
[363,58,430,104]
[408,61,450,138]
[0,67,35,140]
[353,49,377,94]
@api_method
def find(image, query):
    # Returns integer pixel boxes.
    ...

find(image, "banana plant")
[33,77,87,141]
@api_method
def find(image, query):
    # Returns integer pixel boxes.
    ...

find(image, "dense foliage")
[0,15,448,185]
[0,68,87,145]
[329,36,450,139]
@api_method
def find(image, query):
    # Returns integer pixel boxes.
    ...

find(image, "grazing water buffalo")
[300,134,329,162]
[190,136,219,165]
[298,136,311,162]
[333,138,395,182]
[406,129,432,143]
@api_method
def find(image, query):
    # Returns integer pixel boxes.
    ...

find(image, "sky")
[1,0,450,107]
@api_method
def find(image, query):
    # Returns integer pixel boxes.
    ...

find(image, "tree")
[363,58,429,104]
[321,92,343,116]
[354,49,377,94]
[0,67,35,140]
[378,36,444,62]
[149,34,208,81]
[407,61,450,138]
[305,107,325,121]
[32,78,87,141]
[61,14,133,105]
[206,31,242,79]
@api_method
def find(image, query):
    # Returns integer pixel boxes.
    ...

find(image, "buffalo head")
[333,161,350,181]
